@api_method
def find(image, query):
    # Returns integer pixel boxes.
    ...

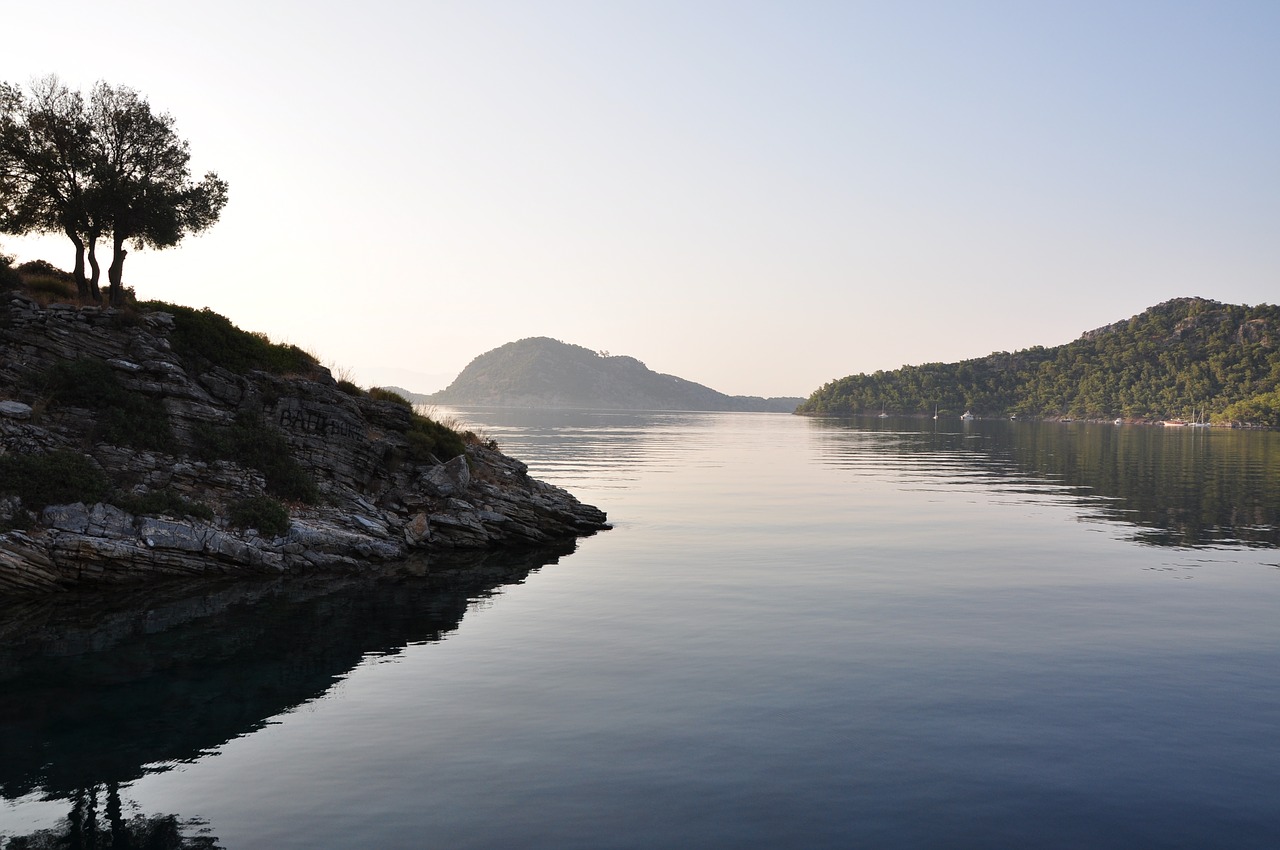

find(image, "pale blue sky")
[3,1,1276,397]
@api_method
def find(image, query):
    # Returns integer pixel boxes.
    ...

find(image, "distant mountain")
[799,298,1280,426]
[426,337,802,412]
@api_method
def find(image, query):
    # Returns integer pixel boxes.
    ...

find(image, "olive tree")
[0,76,99,298]
[0,76,227,304]
[88,82,227,306]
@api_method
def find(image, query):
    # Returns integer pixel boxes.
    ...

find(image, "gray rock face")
[0,296,609,594]
[0,400,32,420]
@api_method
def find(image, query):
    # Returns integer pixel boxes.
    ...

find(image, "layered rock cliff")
[0,293,608,594]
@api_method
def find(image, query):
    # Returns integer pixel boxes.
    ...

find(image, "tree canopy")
[0,75,226,304]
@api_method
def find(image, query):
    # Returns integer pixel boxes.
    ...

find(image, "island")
[427,336,803,412]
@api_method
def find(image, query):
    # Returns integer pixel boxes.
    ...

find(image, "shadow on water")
[0,543,578,846]
[809,417,1280,548]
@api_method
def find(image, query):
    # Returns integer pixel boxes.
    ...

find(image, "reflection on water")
[0,545,575,841]
[445,407,1280,549]
[443,407,729,490]
[3,410,1278,848]
[805,417,1280,548]
[4,786,220,849]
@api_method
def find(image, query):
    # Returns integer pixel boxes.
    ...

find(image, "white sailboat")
[960,410,975,421]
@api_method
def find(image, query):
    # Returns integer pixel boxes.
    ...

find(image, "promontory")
[0,284,609,595]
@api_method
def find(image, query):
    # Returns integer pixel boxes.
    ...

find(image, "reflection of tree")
[0,545,575,805]
[4,782,221,849]
[810,418,1280,548]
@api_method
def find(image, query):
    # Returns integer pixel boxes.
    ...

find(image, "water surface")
[3,412,1278,848]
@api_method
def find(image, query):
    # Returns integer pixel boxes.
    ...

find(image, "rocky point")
[0,292,609,594]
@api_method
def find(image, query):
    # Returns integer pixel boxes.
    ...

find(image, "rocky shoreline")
[0,293,609,595]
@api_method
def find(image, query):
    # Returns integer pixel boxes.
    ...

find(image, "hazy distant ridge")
[427,337,802,412]
[799,297,1280,425]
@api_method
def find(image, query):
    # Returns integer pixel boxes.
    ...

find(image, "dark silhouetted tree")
[0,75,99,298]
[88,82,227,306]
[0,76,227,305]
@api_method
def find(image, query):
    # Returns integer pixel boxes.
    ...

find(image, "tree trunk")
[64,227,89,299]
[86,228,102,302]
[107,233,127,307]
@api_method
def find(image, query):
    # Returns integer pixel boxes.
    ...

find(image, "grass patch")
[228,495,290,537]
[0,451,110,510]
[139,301,318,375]
[36,359,174,450]
[22,273,78,303]
[337,379,364,396]
[369,387,411,407]
[112,490,214,521]
[194,413,319,503]
[404,413,466,462]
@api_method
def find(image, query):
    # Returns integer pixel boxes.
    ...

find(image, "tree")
[0,76,227,305]
[88,82,227,306]
[0,75,99,298]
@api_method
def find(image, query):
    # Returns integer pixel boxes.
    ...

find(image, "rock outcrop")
[0,293,608,594]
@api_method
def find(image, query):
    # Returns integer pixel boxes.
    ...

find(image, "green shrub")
[0,251,21,291]
[16,259,71,280]
[369,387,411,407]
[194,413,318,503]
[404,413,466,462]
[228,495,290,537]
[112,489,214,521]
[37,359,174,450]
[138,302,318,375]
[0,451,110,510]
[337,379,364,396]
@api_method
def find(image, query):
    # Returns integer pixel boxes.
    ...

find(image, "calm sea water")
[2,411,1278,849]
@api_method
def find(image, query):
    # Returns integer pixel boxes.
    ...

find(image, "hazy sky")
[3,1,1277,397]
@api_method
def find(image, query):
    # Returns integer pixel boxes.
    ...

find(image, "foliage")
[21,270,79,303]
[0,75,227,304]
[193,413,318,503]
[90,81,229,305]
[798,298,1280,425]
[0,249,21,290]
[111,489,214,521]
[369,387,411,407]
[228,495,290,537]
[37,359,174,449]
[336,379,364,396]
[1221,390,1280,429]
[0,450,109,509]
[140,301,318,375]
[0,77,98,298]
[404,412,466,462]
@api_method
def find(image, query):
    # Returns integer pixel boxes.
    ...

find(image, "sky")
[2,1,1277,398]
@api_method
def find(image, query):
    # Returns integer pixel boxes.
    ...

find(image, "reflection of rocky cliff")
[429,337,802,412]
[810,419,1280,548]
[0,545,571,800]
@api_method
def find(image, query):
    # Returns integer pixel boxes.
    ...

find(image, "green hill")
[798,298,1280,426]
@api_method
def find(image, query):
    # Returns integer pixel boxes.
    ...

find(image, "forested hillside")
[798,298,1280,426]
